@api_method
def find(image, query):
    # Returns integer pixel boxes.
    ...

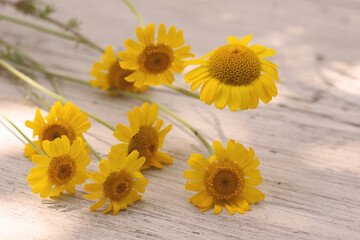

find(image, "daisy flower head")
[184,34,279,111]
[26,135,90,198]
[90,46,148,93]
[111,102,172,170]
[184,139,265,215]
[24,101,91,160]
[83,150,149,215]
[118,23,195,87]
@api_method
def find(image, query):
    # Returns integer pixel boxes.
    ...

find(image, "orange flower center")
[40,120,75,142]
[128,126,159,164]
[48,155,76,186]
[108,62,147,92]
[138,44,174,74]
[103,170,133,200]
[209,44,261,85]
[205,160,244,201]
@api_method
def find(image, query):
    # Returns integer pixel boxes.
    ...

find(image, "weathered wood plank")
[1,0,360,239]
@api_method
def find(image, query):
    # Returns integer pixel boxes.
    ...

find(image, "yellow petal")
[168,30,185,48]
[231,202,246,214]
[126,154,145,172]
[119,60,138,70]
[114,124,132,142]
[244,185,265,201]
[228,85,241,112]
[157,24,167,43]
[83,192,103,200]
[113,200,127,215]
[239,34,252,46]
[165,25,177,43]
[40,183,53,198]
[88,172,106,183]
[124,39,144,54]
[84,183,103,193]
[143,23,155,45]
[224,203,236,215]
[50,185,64,197]
[257,48,276,58]
[147,103,158,126]
[187,153,209,172]
[212,141,224,161]
[239,86,250,110]
[261,64,280,82]
[90,197,107,211]
[154,151,173,164]
[99,159,110,176]
[32,155,50,166]
[225,139,236,161]
[214,84,228,110]
[133,178,149,193]
[245,177,262,186]
[65,183,76,194]
[118,52,137,61]
[102,200,113,214]
[184,170,204,181]
[189,191,213,208]
[213,204,223,215]
[184,66,208,80]
[127,71,147,88]
[135,26,146,45]
[249,44,266,53]
[227,36,240,44]
[185,181,206,191]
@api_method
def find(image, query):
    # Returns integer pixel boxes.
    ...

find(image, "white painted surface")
[0,0,359,239]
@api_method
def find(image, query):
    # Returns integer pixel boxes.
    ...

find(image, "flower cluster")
[24,101,172,214]
[16,22,277,216]
[91,24,279,112]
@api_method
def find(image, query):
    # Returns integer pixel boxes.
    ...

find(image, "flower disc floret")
[205,161,244,201]
[209,44,261,85]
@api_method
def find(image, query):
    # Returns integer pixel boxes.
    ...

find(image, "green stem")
[0,0,103,53]
[0,14,77,41]
[162,84,199,99]
[0,14,102,53]
[0,59,213,156]
[40,16,104,53]
[83,137,102,161]
[1,56,89,86]
[17,78,51,108]
[11,64,212,154]
[122,0,145,28]
[0,38,63,96]
[0,59,116,131]
[3,55,200,100]
[0,114,48,157]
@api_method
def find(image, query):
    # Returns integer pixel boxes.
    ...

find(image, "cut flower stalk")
[0,59,213,157]
[0,59,116,132]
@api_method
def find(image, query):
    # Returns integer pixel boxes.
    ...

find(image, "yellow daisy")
[90,46,148,93]
[83,150,148,215]
[111,102,172,170]
[25,101,91,159]
[184,139,265,215]
[26,136,90,198]
[118,23,195,87]
[184,34,279,111]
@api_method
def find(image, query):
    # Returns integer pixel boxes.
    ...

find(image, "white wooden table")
[1,0,359,239]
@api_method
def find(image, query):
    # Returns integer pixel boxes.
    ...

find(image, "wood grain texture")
[0,0,360,239]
